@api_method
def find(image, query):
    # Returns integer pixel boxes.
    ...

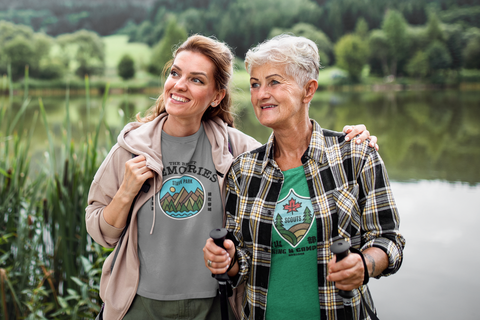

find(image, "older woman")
[86,34,376,320]
[204,35,405,320]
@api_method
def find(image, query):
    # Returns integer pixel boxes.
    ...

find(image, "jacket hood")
[117,113,234,177]
[117,113,168,175]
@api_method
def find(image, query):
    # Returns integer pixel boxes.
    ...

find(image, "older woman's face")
[249,63,308,130]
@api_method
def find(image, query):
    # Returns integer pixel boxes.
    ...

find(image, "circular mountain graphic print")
[159,175,205,219]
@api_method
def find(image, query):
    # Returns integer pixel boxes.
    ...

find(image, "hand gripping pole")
[330,239,355,299]
[210,228,230,320]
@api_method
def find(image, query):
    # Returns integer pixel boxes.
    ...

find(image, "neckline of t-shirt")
[162,123,204,143]
[282,165,304,175]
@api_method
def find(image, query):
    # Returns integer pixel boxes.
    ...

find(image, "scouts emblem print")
[159,175,205,219]
[273,189,314,247]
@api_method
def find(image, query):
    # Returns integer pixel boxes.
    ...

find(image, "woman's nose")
[174,77,188,90]
[258,86,270,99]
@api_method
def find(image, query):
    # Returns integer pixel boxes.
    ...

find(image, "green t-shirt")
[265,165,320,320]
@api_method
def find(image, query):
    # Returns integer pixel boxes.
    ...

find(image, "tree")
[368,30,391,76]
[303,207,313,225]
[463,27,480,69]
[217,0,322,57]
[269,23,333,66]
[426,12,445,43]
[382,10,410,76]
[355,17,369,39]
[464,37,480,69]
[148,17,188,76]
[2,36,36,80]
[0,21,58,80]
[275,214,286,232]
[38,58,66,80]
[334,34,369,82]
[426,40,452,72]
[117,54,135,81]
[57,29,105,78]
[405,51,429,79]
[445,25,464,70]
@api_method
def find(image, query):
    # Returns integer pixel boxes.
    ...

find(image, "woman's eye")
[271,80,279,85]
[250,83,259,88]
[193,78,203,84]
[170,70,178,77]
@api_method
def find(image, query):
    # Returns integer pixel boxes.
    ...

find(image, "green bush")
[117,54,136,81]
[334,34,369,82]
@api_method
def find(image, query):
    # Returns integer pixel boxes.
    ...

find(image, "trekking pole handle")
[210,228,228,250]
[330,239,355,299]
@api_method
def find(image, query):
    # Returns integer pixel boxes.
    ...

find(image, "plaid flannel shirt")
[225,120,405,320]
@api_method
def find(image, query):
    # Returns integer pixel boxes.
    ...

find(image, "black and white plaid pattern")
[226,120,405,320]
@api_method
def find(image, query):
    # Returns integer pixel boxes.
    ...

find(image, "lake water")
[4,88,480,319]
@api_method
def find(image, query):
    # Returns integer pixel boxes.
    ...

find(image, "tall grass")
[0,66,115,319]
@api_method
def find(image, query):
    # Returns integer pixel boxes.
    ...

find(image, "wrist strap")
[360,289,380,320]
[350,247,369,285]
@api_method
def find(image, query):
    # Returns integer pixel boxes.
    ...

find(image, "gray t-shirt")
[136,124,223,300]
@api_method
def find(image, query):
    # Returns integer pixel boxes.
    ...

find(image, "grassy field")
[103,35,152,69]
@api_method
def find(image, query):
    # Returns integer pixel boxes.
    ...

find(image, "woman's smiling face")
[163,50,224,126]
[249,63,308,130]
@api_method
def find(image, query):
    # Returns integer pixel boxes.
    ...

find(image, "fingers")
[124,155,154,193]
[203,238,231,274]
[327,253,364,291]
[343,125,353,134]
[343,125,379,151]
[369,135,379,151]
[344,124,366,143]
[356,129,370,144]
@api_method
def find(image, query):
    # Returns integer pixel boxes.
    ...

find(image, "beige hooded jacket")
[85,113,261,319]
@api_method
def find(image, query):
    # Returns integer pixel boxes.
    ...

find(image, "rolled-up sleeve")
[225,164,252,288]
[358,150,405,277]
[85,145,127,248]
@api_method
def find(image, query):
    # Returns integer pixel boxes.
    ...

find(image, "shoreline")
[3,82,480,97]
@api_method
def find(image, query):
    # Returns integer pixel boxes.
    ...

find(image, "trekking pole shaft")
[210,228,230,320]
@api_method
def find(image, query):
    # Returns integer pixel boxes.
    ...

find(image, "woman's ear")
[303,79,318,104]
[212,89,226,108]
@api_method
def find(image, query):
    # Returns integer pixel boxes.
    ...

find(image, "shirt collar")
[261,119,326,172]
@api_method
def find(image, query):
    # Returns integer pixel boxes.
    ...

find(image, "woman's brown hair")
[137,34,235,127]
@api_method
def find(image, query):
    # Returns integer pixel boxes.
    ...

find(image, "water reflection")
[234,90,480,185]
[369,181,480,320]
[5,89,479,183]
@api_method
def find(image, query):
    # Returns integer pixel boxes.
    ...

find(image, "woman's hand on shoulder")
[343,124,379,151]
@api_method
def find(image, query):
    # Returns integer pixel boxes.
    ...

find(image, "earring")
[211,102,216,107]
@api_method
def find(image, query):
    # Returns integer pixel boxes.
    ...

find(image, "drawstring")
[150,177,156,234]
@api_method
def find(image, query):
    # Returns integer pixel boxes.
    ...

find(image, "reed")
[1,66,114,319]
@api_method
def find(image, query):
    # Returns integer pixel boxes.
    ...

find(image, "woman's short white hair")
[245,34,320,87]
